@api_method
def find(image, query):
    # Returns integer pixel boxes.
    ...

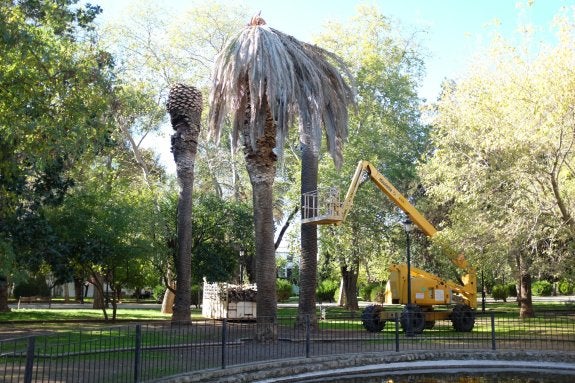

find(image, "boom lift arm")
[302,160,477,318]
[303,160,472,272]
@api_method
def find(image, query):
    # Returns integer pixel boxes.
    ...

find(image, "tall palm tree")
[210,14,354,338]
[167,83,203,323]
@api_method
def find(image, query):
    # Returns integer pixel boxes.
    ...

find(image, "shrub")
[13,275,50,298]
[152,285,166,302]
[532,280,553,296]
[276,279,292,302]
[190,284,201,307]
[491,284,508,302]
[316,279,338,302]
[359,282,381,301]
[506,283,517,297]
[558,280,574,295]
[370,285,386,303]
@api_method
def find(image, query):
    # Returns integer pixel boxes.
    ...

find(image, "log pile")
[221,284,257,302]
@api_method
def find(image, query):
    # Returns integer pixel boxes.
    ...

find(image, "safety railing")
[1,310,574,382]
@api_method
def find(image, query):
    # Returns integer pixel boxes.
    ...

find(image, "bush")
[370,285,386,303]
[13,275,50,298]
[190,284,201,307]
[491,284,509,302]
[558,280,574,295]
[359,282,381,301]
[276,279,292,302]
[316,280,338,302]
[152,285,166,302]
[532,280,553,296]
[506,283,517,297]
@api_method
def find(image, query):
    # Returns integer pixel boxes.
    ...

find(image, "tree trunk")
[516,251,534,318]
[242,93,278,341]
[171,125,195,322]
[168,84,202,324]
[340,262,359,311]
[73,277,84,303]
[251,176,278,340]
[91,273,109,320]
[162,284,175,314]
[297,141,319,328]
[0,275,11,313]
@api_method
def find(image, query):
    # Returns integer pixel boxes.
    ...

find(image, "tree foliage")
[0,0,116,311]
[420,10,575,315]
[311,5,428,300]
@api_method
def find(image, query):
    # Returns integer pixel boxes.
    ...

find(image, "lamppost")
[239,248,244,285]
[403,217,414,337]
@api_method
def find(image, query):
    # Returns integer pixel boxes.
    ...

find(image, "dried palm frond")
[209,16,355,168]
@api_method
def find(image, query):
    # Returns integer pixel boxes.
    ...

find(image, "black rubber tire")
[361,305,386,332]
[400,305,425,334]
[424,320,436,330]
[451,304,475,332]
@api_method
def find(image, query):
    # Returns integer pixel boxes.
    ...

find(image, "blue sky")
[94,0,572,101]
[91,0,572,175]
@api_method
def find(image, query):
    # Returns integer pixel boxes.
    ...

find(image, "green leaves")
[421,13,575,281]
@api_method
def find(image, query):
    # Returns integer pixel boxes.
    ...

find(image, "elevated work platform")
[301,187,344,225]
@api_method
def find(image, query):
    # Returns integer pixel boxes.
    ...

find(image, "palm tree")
[209,14,354,338]
[167,83,203,323]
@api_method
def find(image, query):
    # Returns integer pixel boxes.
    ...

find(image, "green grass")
[2,300,573,334]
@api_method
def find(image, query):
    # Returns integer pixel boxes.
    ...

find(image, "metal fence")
[1,310,574,383]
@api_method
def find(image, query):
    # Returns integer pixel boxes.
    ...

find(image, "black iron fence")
[1,310,574,383]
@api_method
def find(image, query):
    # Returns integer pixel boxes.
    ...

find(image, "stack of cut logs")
[225,285,257,302]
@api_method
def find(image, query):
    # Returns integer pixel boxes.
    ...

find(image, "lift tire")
[451,304,475,332]
[400,305,425,334]
[361,305,386,332]
[424,320,436,330]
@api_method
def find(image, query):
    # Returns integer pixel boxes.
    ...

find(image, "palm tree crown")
[209,15,355,167]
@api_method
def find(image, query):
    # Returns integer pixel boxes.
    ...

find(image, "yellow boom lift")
[302,160,477,333]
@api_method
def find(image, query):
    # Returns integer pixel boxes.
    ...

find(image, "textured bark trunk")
[515,251,534,318]
[168,84,202,324]
[73,277,83,303]
[340,262,359,311]
[297,141,319,329]
[161,284,175,314]
[0,275,10,312]
[251,177,278,340]
[171,119,199,323]
[91,273,108,320]
[242,92,278,341]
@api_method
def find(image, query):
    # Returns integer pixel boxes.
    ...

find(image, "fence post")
[490,313,496,350]
[394,315,400,352]
[221,319,227,369]
[134,325,142,383]
[305,315,310,358]
[24,336,35,383]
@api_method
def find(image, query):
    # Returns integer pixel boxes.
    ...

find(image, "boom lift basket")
[301,187,344,225]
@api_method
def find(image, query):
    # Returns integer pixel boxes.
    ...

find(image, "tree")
[167,83,203,323]
[100,2,254,312]
[209,14,354,339]
[191,194,254,284]
[420,11,575,318]
[312,5,427,309]
[45,167,159,319]
[0,0,114,311]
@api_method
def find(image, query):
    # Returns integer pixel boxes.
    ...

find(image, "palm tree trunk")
[170,117,199,323]
[167,84,202,324]
[297,141,319,328]
[251,176,278,340]
[242,95,278,341]
[172,141,194,322]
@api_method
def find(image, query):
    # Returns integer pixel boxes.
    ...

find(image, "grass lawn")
[1,299,572,325]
